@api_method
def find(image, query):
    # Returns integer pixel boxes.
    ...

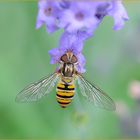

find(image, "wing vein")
[77,74,116,111]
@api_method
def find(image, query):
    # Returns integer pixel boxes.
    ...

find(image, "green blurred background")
[0,1,140,139]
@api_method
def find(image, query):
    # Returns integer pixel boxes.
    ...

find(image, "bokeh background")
[0,1,140,139]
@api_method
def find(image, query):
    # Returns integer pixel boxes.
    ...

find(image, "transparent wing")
[77,74,116,111]
[16,73,60,103]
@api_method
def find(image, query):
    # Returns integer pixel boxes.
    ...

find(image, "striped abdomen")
[56,82,75,108]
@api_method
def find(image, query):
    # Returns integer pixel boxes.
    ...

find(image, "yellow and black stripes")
[56,82,75,108]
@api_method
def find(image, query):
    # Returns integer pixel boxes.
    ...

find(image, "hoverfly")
[16,51,116,110]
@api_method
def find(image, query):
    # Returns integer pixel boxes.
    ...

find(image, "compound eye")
[71,55,78,63]
[60,54,68,63]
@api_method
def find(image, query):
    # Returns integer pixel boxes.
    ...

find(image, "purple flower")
[36,0,129,33]
[58,2,101,34]
[36,0,129,73]
[108,0,129,30]
[49,32,86,73]
[36,0,61,33]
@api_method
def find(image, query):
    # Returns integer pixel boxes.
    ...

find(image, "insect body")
[16,51,116,111]
[56,82,75,108]
[55,52,76,108]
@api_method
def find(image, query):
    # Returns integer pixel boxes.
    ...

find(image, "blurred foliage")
[0,1,140,139]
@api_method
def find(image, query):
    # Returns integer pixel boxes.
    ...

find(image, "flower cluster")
[36,0,129,73]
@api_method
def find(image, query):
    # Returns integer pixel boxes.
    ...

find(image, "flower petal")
[108,0,129,30]
[77,53,86,73]
[48,48,61,64]
[59,32,84,55]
